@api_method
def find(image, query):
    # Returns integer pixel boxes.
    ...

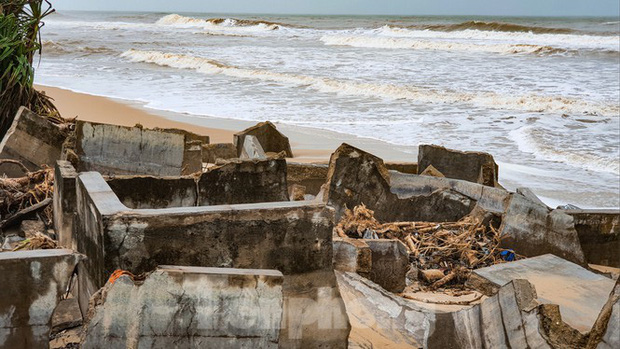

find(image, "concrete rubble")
[82,266,284,348]
[0,110,618,348]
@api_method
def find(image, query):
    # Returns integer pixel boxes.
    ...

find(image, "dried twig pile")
[335,204,520,289]
[0,163,54,225]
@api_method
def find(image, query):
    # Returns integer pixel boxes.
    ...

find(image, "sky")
[53,0,620,17]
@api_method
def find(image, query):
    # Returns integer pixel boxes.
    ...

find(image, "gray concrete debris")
[337,270,601,348]
[287,162,329,196]
[499,193,587,265]
[333,238,372,275]
[240,134,268,159]
[74,172,349,348]
[0,107,68,177]
[323,143,476,222]
[50,298,82,335]
[73,121,208,176]
[0,249,83,349]
[202,142,237,163]
[82,266,284,349]
[365,239,409,293]
[562,208,620,267]
[53,160,78,250]
[469,254,616,333]
[586,279,619,349]
[418,144,499,187]
[234,121,294,158]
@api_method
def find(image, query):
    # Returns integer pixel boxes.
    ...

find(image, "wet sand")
[37,85,416,164]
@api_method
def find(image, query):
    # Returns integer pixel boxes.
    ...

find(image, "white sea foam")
[321,25,620,54]
[121,49,619,116]
[155,14,282,33]
[510,126,620,174]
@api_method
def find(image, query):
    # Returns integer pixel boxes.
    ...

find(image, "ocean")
[36,11,620,208]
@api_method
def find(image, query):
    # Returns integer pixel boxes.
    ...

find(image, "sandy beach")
[37,85,417,164]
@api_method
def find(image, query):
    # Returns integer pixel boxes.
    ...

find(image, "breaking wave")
[42,40,114,56]
[511,126,620,174]
[121,49,619,116]
[321,25,620,55]
[416,21,576,34]
[156,14,283,31]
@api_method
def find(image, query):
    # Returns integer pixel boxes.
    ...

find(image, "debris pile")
[0,163,54,229]
[335,203,520,289]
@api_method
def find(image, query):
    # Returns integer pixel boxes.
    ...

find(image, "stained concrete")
[0,107,67,176]
[82,266,284,348]
[470,254,616,333]
[0,249,83,349]
[202,142,237,163]
[107,175,198,209]
[74,121,208,176]
[53,161,78,250]
[75,172,349,348]
[562,209,620,267]
[418,144,499,187]
[333,238,371,275]
[336,271,576,349]
[286,162,329,196]
[364,239,409,293]
[234,121,293,158]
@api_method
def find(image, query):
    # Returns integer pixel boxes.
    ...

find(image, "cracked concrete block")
[470,254,615,333]
[418,144,499,187]
[107,175,198,209]
[202,142,237,163]
[82,266,284,349]
[240,135,267,160]
[323,143,476,222]
[333,237,371,275]
[0,107,67,177]
[0,249,83,349]
[234,121,293,158]
[287,162,329,196]
[562,209,620,267]
[74,121,207,176]
[499,193,586,265]
[364,239,409,293]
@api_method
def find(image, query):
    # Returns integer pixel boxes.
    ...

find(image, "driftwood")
[0,197,51,229]
[336,203,521,289]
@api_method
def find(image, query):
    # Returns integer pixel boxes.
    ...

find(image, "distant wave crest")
[42,40,114,56]
[156,14,283,31]
[418,21,576,34]
[121,49,619,117]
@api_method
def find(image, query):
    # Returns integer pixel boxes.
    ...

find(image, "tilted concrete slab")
[562,209,620,267]
[418,144,499,187]
[0,249,83,349]
[336,271,582,348]
[234,121,293,158]
[82,266,284,348]
[75,172,349,348]
[74,121,208,176]
[470,254,616,333]
[0,107,67,176]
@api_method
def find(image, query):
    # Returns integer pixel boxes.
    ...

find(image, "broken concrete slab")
[323,143,475,222]
[234,121,293,158]
[202,142,237,163]
[420,164,445,177]
[287,162,329,196]
[0,107,68,176]
[0,249,83,349]
[73,121,208,176]
[418,144,499,187]
[587,279,619,349]
[365,239,409,293]
[385,161,418,174]
[240,134,267,159]
[197,158,289,206]
[107,175,197,209]
[82,266,284,349]
[53,161,78,249]
[50,298,81,336]
[516,187,549,208]
[333,237,371,275]
[469,254,616,333]
[75,172,349,347]
[562,209,620,267]
[336,270,575,348]
[499,193,586,265]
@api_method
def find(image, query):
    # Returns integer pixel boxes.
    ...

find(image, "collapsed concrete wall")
[562,209,620,267]
[202,142,237,163]
[234,121,293,158]
[0,249,83,349]
[53,161,78,250]
[0,107,67,176]
[336,270,611,348]
[73,121,208,176]
[75,172,349,348]
[324,143,586,265]
[418,144,499,187]
[82,266,284,348]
